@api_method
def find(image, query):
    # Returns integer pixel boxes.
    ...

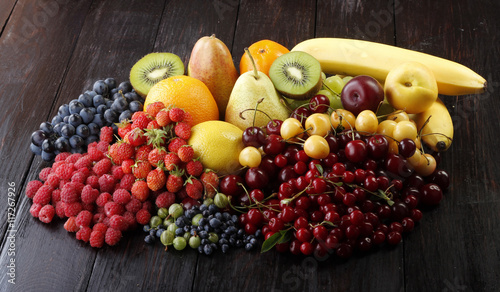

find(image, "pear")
[225,49,291,131]
[188,34,238,120]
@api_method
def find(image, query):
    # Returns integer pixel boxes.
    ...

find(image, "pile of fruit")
[25,35,485,259]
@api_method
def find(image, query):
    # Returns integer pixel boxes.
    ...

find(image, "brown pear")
[188,34,239,120]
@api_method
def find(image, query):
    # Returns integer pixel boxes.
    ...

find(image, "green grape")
[189,236,201,249]
[284,96,310,110]
[149,216,162,229]
[208,232,219,243]
[160,230,175,246]
[191,213,203,226]
[324,75,345,94]
[157,207,168,219]
[317,89,342,110]
[163,217,174,228]
[214,192,229,209]
[167,223,178,233]
[342,76,353,85]
[173,237,187,250]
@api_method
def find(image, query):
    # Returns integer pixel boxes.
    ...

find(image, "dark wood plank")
[0,0,16,35]
[0,0,91,244]
[395,1,500,291]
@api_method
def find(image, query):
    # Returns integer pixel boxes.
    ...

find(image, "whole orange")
[239,40,289,77]
[144,75,219,126]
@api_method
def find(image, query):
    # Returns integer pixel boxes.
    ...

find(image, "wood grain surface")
[0,1,498,291]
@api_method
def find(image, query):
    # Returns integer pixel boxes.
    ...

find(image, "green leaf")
[261,229,292,253]
[315,163,324,175]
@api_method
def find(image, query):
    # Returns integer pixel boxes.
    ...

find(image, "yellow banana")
[291,38,486,96]
[412,98,453,152]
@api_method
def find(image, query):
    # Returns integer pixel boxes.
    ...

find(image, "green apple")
[384,62,438,114]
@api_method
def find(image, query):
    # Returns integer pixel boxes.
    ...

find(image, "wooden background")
[0,0,499,291]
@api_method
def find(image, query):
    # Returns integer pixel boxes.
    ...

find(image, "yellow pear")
[225,49,291,131]
[188,34,238,120]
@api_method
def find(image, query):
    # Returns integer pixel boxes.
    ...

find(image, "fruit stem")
[244,47,259,80]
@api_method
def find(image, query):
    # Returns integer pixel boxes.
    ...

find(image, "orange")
[144,75,219,126]
[239,40,289,77]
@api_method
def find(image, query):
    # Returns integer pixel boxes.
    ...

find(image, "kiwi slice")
[269,51,322,100]
[130,52,185,97]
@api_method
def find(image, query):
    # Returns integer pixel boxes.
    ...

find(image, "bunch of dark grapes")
[30,78,144,161]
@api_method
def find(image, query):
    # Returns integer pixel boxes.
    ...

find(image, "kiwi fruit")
[269,51,322,100]
[130,52,185,97]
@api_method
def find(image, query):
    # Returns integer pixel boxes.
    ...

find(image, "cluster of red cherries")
[219,94,450,259]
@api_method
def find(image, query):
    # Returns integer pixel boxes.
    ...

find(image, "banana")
[291,38,486,96]
[412,98,453,152]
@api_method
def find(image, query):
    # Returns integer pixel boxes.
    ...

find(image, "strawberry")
[185,177,203,200]
[168,137,187,153]
[144,128,167,149]
[174,122,191,140]
[121,159,135,174]
[186,159,203,177]
[147,120,161,130]
[146,101,165,118]
[147,167,167,192]
[164,152,181,171]
[135,145,153,161]
[148,147,167,167]
[131,112,152,130]
[108,141,135,165]
[177,145,194,162]
[132,160,152,180]
[156,109,171,127]
[125,128,147,147]
[169,107,185,122]
[166,168,184,193]
[200,170,219,198]
[116,120,132,139]
[131,180,150,202]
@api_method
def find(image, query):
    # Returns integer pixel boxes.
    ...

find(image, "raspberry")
[30,203,43,217]
[93,158,112,176]
[54,163,73,180]
[88,146,104,162]
[105,228,122,246]
[82,202,95,213]
[177,145,194,162]
[122,211,137,230]
[96,140,110,153]
[168,137,187,153]
[61,182,78,204]
[71,171,87,184]
[93,213,106,224]
[93,222,108,233]
[98,174,116,193]
[131,180,149,202]
[65,153,83,164]
[26,180,43,198]
[64,216,79,232]
[132,160,152,180]
[33,185,53,205]
[73,182,85,194]
[155,192,175,209]
[185,177,203,200]
[109,215,128,231]
[174,122,191,140]
[59,179,70,190]
[186,160,203,177]
[164,152,181,171]
[111,165,125,180]
[39,167,52,181]
[74,210,91,226]
[119,173,135,191]
[125,198,142,213]
[86,175,100,189]
[99,126,114,144]
[74,155,93,169]
[51,189,61,204]
[142,201,153,213]
[76,226,92,242]
[96,192,112,207]
[43,173,59,188]
[90,230,105,248]
[135,209,151,225]
[38,205,55,223]
[55,152,71,162]
[146,101,166,117]
[113,189,132,205]
[65,202,83,217]
[55,201,66,218]
[156,109,171,127]
[81,185,98,204]
[104,201,124,217]
[169,107,185,122]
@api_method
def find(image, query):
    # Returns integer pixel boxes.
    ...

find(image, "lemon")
[188,121,244,175]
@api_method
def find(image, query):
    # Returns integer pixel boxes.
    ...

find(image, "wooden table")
[1,0,499,291]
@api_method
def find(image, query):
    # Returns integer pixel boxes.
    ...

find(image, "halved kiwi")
[130,52,185,97]
[269,51,322,100]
